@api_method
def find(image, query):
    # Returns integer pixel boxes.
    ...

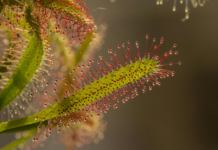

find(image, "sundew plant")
[0,0,183,150]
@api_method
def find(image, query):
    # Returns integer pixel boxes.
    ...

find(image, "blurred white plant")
[156,0,207,21]
[60,113,107,150]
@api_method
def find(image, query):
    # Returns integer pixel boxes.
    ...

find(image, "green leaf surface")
[0,33,43,110]
[0,122,45,134]
[0,5,44,110]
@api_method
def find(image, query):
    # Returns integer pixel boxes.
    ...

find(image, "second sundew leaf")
[25,5,40,39]
[0,4,55,118]
[0,36,181,136]
[0,34,43,110]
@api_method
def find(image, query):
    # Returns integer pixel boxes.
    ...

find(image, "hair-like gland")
[23,24,104,121]
[35,0,95,49]
[0,0,95,121]
[31,35,181,141]
[0,5,54,120]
